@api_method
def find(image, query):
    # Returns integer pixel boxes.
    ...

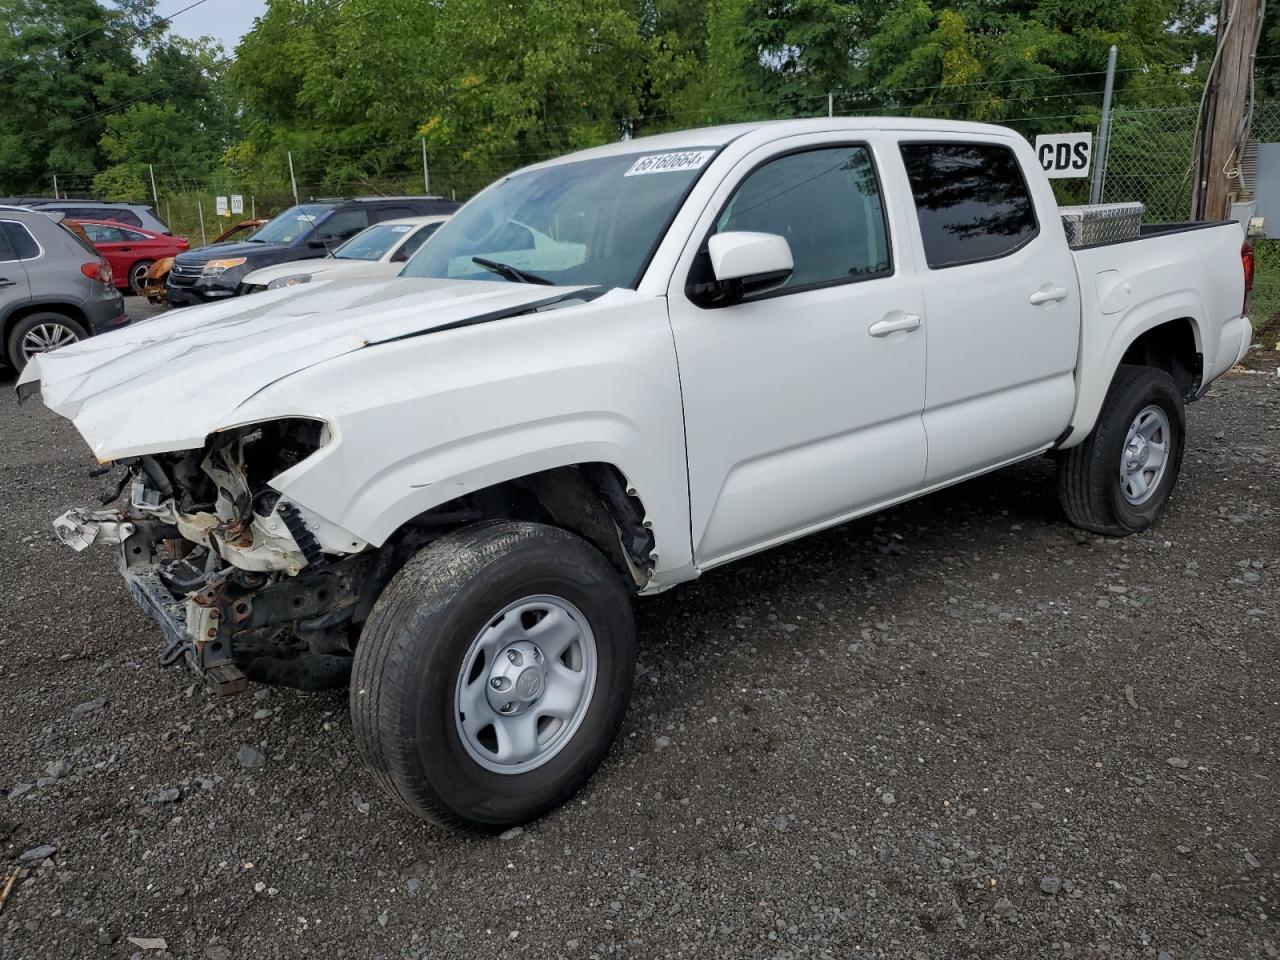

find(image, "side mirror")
[307,238,329,250]
[708,231,793,289]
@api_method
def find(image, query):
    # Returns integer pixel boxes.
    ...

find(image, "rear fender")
[1061,290,1206,450]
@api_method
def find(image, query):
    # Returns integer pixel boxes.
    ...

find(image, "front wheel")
[350,521,636,831]
[1058,364,1186,535]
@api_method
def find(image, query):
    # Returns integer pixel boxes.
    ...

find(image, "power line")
[0,0,215,85]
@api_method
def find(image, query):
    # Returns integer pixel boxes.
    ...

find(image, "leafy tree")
[0,0,145,192]
[0,0,231,197]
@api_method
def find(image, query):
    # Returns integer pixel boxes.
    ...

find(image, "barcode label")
[624,150,715,177]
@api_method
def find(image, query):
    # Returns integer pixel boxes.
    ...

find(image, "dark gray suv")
[0,208,128,370]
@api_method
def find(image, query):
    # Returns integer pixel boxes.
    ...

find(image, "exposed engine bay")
[51,419,656,696]
[52,420,435,694]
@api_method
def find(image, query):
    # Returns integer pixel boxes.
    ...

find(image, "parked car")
[0,207,126,369]
[140,219,267,304]
[239,216,450,293]
[26,200,170,234]
[21,118,1252,831]
[165,197,460,305]
[75,220,190,295]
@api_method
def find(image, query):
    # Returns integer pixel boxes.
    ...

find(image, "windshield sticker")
[389,225,412,233]
[297,214,317,222]
[624,150,715,177]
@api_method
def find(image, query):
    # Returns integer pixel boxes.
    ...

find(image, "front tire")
[350,521,636,831]
[1058,364,1186,535]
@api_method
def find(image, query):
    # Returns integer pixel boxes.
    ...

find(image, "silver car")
[0,207,129,369]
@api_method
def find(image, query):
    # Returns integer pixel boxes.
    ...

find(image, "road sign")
[231,195,244,215]
[215,195,228,216]
[1035,132,1092,179]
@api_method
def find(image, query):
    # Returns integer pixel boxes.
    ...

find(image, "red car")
[76,220,190,295]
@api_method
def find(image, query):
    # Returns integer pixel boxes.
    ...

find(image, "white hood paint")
[242,257,398,287]
[18,277,589,461]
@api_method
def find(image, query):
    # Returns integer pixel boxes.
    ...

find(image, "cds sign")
[1035,132,1092,179]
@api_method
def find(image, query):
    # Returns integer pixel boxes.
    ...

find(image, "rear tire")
[6,312,87,370]
[350,521,636,831]
[1058,364,1185,535]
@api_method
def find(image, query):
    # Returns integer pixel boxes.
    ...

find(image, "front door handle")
[868,313,922,338]
[1029,286,1069,305]
[0,277,15,288]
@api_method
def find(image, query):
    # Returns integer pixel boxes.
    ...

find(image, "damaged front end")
[55,419,403,695]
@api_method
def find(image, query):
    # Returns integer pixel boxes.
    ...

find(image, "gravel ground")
[2,308,1278,959]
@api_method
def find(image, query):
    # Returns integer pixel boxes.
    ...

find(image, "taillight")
[1242,240,1255,312]
[80,257,113,285]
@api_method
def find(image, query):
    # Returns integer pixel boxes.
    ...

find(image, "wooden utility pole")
[1193,0,1264,220]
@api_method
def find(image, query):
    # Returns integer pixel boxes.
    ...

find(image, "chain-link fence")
[1101,105,1199,221]
[1104,99,1280,339]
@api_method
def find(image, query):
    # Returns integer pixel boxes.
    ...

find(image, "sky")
[160,0,267,53]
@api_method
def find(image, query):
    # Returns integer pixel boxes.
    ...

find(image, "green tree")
[0,0,231,196]
[0,0,145,192]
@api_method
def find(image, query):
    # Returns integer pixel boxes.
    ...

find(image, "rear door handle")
[868,313,922,337]
[1029,286,1069,305]
[0,278,15,288]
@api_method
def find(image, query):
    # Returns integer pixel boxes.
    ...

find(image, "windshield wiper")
[471,256,554,286]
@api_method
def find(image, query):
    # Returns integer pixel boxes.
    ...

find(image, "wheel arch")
[1060,304,1205,450]
[379,462,659,591]
[3,300,90,363]
[3,299,89,340]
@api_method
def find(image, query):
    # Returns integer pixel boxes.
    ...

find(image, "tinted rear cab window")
[899,142,1038,269]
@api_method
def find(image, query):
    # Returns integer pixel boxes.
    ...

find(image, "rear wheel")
[6,312,87,370]
[1058,364,1186,535]
[128,260,154,296]
[350,521,636,831]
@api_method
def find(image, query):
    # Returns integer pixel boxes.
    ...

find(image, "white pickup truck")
[19,118,1253,831]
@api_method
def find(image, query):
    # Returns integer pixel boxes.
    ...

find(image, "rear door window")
[392,222,442,262]
[103,209,143,227]
[313,209,370,245]
[899,142,1038,269]
[0,224,17,262]
[372,206,419,222]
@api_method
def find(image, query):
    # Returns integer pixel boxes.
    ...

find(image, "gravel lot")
[2,306,1278,959]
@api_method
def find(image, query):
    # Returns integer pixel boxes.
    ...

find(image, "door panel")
[897,138,1080,482]
[666,137,928,567]
[0,223,32,318]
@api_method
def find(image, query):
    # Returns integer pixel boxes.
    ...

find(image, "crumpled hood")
[18,276,590,461]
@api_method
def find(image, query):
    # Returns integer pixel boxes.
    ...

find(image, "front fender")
[237,290,695,584]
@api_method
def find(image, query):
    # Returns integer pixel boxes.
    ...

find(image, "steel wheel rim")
[454,594,598,775]
[20,322,79,362]
[1119,404,1171,505]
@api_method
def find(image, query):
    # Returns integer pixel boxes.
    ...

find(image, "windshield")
[401,148,716,289]
[334,222,415,261]
[248,204,333,245]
